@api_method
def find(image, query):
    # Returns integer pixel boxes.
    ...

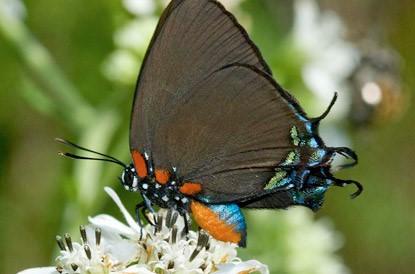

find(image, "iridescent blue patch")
[308,138,319,148]
[207,203,246,235]
[290,175,332,211]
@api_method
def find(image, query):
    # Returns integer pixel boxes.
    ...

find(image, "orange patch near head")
[190,201,241,245]
[131,150,148,178]
[179,182,202,195]
[155,169,170,184]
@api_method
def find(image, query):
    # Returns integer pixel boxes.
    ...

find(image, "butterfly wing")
[131,0,273,154]
[133,58,308,202]
[129,0,346,205]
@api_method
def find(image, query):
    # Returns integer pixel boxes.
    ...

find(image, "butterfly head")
[120,164,141,192]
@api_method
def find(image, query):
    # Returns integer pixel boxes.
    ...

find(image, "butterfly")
[59,0,362,247]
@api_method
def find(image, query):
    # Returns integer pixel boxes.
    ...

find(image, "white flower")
[220,0,244,10]
[101,17,157,85]
[101,49,140,84]
[214,260,269,274]
[283,208,349,274]
[0,0,26,20]
[17,187,269,274]
[293,0,360,118]
[122,0,156,16]
[248,208,349,274]
[16,268,57,274]
[114,17,158,55]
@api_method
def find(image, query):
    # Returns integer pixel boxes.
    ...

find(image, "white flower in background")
[102,0,160,85]
[159,0,245,9]
[102,0,250,86]
[283,208,350,274]
[102,16,158,85]
[102,49,141,84]
[114,17,158,55]
[0,0,26,20]
[250,208,349,274]
[123,0,156,16]
[17,187,269,274]
[221,0,244,10]
[293,0,360,119]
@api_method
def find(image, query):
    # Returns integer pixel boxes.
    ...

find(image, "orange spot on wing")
[179,182,202,195]
[131,150,147,178]
[155,169,170,184]
[190,201,241,245]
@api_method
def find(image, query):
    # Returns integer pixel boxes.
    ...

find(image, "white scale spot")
[174,196,180,200]
[142,183,148,190]
[132,177,138,188]
[171,181,176,185]
[155,184,161,189]
[181,198,188,204]
[162,195,169,202]
[124,185,130,191]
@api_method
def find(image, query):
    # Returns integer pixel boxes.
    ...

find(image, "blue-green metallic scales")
[207,204,247,246]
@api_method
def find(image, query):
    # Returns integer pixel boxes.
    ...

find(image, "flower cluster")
[18,187,268,274]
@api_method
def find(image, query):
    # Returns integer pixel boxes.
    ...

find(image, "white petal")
[114,264,155,274]
[214,260,269,274]
[88,214,137,238]
[16,267,58,274]
[157,208,185,233]
[104,187,141,233]
[208,240,238,264]
[107,236,143,263]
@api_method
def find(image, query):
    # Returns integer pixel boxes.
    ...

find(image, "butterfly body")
[121,152,249,246]
[121,163,190,211]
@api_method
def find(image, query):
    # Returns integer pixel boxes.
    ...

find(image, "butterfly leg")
[134,202,146,240]
[135,200,156,224]
[142,193,158,224]
[332,178,363,198]
[330,146,358,170]
[294,169,311,190]
[135,202,145,226]
[139,204,157,226]
[178,209,190,238]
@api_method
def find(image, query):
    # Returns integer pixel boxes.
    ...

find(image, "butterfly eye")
[120,169,130,187]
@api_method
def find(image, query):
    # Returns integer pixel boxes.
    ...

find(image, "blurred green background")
[1,0,414,273]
